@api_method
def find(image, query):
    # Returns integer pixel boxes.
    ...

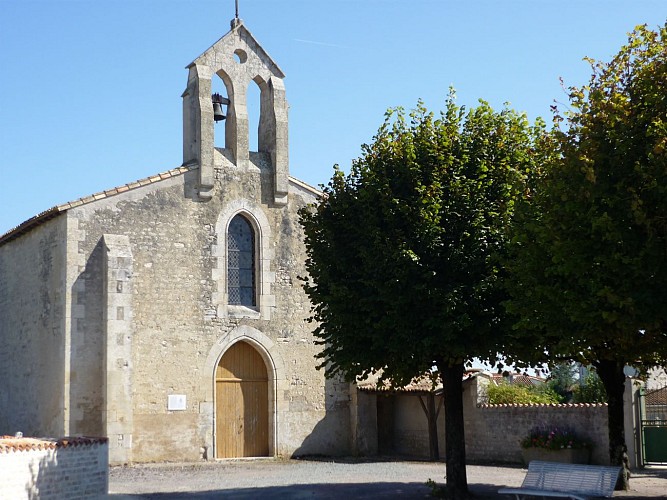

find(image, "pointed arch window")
[228,215,256,307]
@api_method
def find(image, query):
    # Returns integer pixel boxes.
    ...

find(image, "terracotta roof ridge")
[55,165,193,211]
[0,165,195,245]
[289,175,322,196]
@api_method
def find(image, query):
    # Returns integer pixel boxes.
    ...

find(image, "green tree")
[300,93,547,499]
[487,382,561,404]
[547,363,577,402]
[573,370,608,404]
[505,24,667,488]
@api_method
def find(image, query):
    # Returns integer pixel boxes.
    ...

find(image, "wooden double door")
[215,341,269,458]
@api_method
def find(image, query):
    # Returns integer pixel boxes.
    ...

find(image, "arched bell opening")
[212,72,233,150]
[247,77,264,153]
[254,76,273,156]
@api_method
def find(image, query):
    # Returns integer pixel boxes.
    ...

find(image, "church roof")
[0,165,320,245]
[0,165,193,245]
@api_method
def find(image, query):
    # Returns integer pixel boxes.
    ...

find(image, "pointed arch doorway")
[215,341,269,458]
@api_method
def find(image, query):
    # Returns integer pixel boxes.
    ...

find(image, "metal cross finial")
[231,0,242,29]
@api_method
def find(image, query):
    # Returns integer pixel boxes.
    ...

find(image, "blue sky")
[1,0,665,235]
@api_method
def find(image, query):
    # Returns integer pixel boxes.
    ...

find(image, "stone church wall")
[0,216,68,438]
[64,152,350,462]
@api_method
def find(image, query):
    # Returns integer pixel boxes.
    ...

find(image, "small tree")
[547,363,578,402]
[506,24,667,488]
[573,371,608,404]
[487,382,561,404]
[300,93,547,499]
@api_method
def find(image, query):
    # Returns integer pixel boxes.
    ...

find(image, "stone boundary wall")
[464,403,609,464]
[463,376,610,464]
[0,436,108,499]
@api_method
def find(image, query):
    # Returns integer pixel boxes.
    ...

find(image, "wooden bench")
[498,460,622,500]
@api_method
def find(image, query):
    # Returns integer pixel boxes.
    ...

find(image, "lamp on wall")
[212,93,230,122]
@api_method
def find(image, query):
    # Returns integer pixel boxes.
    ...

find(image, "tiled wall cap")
[478,403,608,408]
[0,436,109,453]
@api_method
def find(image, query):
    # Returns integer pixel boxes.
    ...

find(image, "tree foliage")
[301,93,547,384]
[573,371,608,404]
[300,93,547,499]
[547,363,578,402]
[505,24,667,487]
[487,382,561,404]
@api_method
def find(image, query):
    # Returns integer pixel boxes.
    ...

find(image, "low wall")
[0,436,108,499]
[465,403,609,464]
[463,377,609,465]
[352,375,642,466]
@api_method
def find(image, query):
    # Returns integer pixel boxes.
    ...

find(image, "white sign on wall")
[168,394,187,411]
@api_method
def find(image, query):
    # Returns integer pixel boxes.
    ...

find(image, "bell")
[212,93,230,122]
[213,102,226,122]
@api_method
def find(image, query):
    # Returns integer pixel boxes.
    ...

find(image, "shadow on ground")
[293,454,446,464]
[108,481,504,499]
[634,466,667,478]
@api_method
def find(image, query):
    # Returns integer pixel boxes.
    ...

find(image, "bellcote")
[182,20,289,205]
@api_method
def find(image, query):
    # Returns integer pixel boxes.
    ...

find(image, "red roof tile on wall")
[0,436,108,453]
[478,403,607,408]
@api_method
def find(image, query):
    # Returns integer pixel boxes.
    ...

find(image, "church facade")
[0,19,355,464]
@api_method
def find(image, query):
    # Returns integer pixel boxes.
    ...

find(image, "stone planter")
[521,447,591,465]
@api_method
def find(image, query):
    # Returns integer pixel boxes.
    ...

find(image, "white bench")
[498,460,622,500]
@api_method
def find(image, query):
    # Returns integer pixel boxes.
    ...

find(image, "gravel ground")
[108,458,667,499]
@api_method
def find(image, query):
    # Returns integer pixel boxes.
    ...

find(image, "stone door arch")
[215,340,269,458]
[204,326,286,458]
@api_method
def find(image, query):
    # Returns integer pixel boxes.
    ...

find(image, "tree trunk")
[440,361,469,499]
[418,393,440,461]
[596,359,630,490]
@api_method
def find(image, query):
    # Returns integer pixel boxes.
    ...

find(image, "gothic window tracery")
[227,214,255,307]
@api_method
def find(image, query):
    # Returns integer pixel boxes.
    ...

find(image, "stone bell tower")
[182,18,289,205]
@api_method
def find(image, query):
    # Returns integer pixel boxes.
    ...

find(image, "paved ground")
[109,458,667,499]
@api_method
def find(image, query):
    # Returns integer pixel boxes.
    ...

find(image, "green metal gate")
[640,386,667,464]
